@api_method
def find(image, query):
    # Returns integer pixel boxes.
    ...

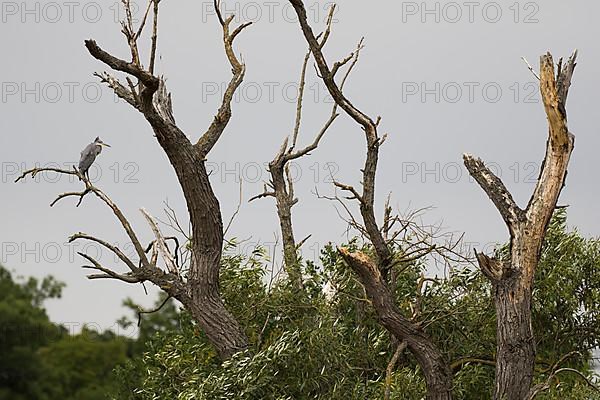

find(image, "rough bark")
[287,1,453,398]
[464,51,576,399]
[339,249,452,400]
[248,135,307,290]
[249,21,340,289]
[288,0,393,272]
[80,1,252,359]
[270,153,303,287]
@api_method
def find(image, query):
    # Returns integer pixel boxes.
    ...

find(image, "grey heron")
[78,137,110,180]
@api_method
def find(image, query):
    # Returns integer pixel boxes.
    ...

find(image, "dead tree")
[288,1,453,398]
[249,8,362,289]
[17,0,252,360]
[463,52,577,399]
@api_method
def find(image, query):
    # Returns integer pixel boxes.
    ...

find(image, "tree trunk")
[83,0,254,359]
[465,51,577,399]
[270,163,303,288]
[339,248,453,399]
[493,266,535,399]
[159,138,248,359]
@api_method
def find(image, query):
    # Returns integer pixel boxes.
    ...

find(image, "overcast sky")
[1,0,598,334]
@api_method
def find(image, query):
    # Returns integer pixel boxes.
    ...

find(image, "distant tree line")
[1,210,600,399]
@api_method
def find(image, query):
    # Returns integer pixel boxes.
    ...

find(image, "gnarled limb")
[80,252,141,283]
[287,2,453,398]
[16,0,252,359]
[464,51,577,400]
[463,155,526,234]
[338,248,452,399]
[250,11,350,289]
[69,232,139,273]
[288,1,393,272]
[195,0,251,158]
[17,167,187,295]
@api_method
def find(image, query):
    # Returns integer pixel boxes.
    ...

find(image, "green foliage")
[533,210,600,366]
[3,210,600,399]
[0,265,63,400]
[114,242,390,399]
[37,328,132,400]
[0,265,134,400]
[420,267,496,399]
[114,211,600,399]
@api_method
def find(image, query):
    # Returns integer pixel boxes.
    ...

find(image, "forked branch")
[81,0,251,359]
[17,167,150,268]
[195,0,252,158]
[288,2,454,398]
[250,16,363,287]
[463,51,577,399]
[288,0,392,272]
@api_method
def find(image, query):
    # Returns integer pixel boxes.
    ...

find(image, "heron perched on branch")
[78,137,110,180]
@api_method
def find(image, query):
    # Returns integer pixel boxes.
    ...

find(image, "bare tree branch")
[528,350,598,399]
[141,207,180,277]
[224,179,243,236]
[195,1,252,157]
[248,183,276,202]
[79,252,141,283]
[135,295,173,327]
[85,39,159,93]
[450,357,496,373]
[149,0,160,75]
[69,232,138,273]
[81,0,251,359]
[463,51,577,399]
[463,154,525,232]
[521,56,540,80]
[18,167,151,268]
[385,341,408,400]
[134,0,153,41]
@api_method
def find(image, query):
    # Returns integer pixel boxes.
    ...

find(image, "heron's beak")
[101,143,111,147]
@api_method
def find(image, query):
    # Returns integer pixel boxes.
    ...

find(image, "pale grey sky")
[1,0,598,333]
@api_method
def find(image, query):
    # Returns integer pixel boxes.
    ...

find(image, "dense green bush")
[2,211,599,399]
[112,211,600,399]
